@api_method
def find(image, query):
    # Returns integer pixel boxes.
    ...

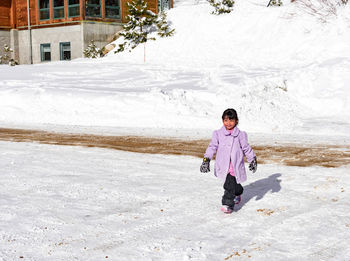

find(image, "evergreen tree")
[83,40,103,58]
[115,0,158,53]
[0,44,18,66]
[157,11,175,37]
[115,0,174,53]
[208,0,235,15]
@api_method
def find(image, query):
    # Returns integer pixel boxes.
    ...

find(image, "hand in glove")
[200,157,210,173]
[249,156,257,173]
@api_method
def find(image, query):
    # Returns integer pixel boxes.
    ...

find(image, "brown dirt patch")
[257,208,275,216]
[1,127,350,168]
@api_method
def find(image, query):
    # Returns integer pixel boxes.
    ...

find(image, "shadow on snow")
[235,173,282,211]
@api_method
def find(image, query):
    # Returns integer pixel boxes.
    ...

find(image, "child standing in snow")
[200,108,257,213]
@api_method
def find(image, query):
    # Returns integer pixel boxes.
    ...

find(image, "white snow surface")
[1,141,350,260]
[0,0,350,138]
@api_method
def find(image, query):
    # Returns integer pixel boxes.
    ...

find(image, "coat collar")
[221,125,240,137]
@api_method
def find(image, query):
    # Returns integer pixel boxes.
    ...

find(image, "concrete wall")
[16,29,31,64]
[29,25,83,64]
[10,29,19,62]
[0,30,10,61]
[10,25,82,64]
[82,22,122,50]
[8,22,122,64]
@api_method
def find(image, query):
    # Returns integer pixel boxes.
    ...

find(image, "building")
[0,0,172,64]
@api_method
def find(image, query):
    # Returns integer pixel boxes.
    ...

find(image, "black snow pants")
[221,174,244,207]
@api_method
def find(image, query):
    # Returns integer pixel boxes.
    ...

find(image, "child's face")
[223,117,236,130]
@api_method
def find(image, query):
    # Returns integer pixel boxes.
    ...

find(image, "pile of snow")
[112,0,350,68]
[0,0,349,137]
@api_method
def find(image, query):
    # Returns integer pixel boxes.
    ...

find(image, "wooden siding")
[13,0,84,29]
[147,0,157,14]
[13,0,37,28]
[3,0,173,29]
[0,0,11,28]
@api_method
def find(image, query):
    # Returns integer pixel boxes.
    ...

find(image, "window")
[39,0,50,20]
[40,43,51,62]
[68,0,80,17]
[105,0,120,19]
[53,0,65,19]
[60,42,71,60]
[86,0,101,17]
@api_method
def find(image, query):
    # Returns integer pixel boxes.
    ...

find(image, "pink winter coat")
[204,126,256,183]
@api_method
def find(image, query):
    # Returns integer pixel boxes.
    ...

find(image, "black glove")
[249,156,257,173]
[200,157,210,173]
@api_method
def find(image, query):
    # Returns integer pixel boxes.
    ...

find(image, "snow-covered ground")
[1,141,349,260]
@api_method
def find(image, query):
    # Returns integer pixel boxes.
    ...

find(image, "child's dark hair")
[222,108,239,122]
